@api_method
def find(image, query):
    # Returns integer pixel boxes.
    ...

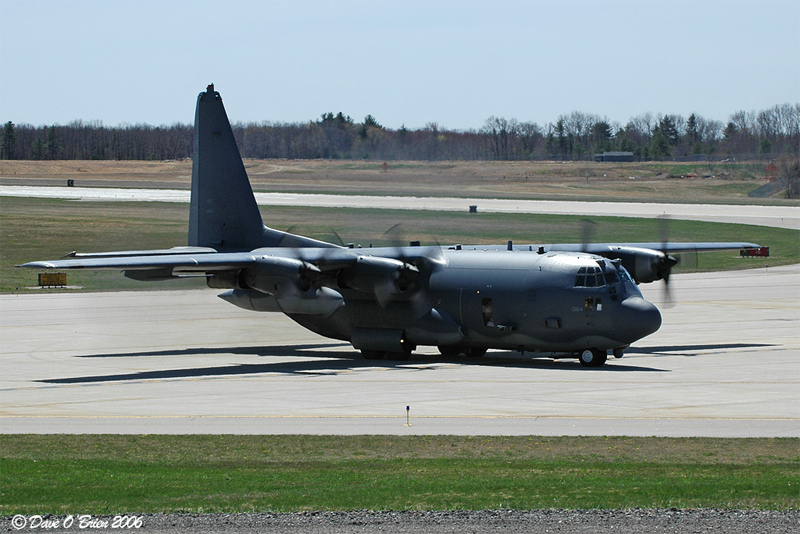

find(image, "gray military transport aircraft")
[20,85,763,367]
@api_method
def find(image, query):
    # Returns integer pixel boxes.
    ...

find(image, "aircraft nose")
[613,297,662,343]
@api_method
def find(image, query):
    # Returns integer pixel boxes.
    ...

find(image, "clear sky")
[1,0,798,130]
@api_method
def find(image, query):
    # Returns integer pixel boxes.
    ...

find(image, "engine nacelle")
[603,247,677,284]
[241,256,321,296]
[338,255,419,296]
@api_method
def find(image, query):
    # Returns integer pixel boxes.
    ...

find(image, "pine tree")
[1,121,16,159]
[686,114,699,145]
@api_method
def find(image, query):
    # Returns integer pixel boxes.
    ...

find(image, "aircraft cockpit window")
[604,270,619,285]
[574,266,607,288]
[594,267,606,287]
[618,268,634,284]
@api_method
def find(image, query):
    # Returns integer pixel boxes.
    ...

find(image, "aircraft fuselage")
[279,247,661,359]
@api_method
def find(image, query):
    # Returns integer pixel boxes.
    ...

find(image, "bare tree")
[777,154,800,199]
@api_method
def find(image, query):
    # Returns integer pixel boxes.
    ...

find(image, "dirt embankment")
[0,159,785,204]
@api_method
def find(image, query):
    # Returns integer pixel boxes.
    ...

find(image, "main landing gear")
[578,348,607,368]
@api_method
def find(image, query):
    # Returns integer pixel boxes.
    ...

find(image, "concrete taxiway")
[1,264,797,437]
[1,185,798,229]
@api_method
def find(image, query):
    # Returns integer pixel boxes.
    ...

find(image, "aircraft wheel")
[579,348,607,367]
[613,348,625,359]
[361,350,386,360]
[465,347,487,358]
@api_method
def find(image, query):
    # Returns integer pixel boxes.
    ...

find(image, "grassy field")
[1,196,795,293]
[1,435,797,513]
[2,158,798,204]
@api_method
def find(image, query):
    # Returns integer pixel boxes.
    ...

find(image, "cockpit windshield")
[574,266,606,288]
[574,261,630,288]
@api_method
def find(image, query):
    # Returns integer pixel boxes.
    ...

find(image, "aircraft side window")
[481,298,495,327]
[604,270,619,285]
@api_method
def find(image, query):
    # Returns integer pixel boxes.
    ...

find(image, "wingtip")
[16,261,54,269]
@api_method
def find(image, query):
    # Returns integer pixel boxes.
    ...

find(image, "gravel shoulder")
[5,510,799,534]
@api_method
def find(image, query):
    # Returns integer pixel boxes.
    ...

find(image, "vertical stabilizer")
[188,84,265,250]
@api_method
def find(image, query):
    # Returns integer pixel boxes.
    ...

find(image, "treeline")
[0,121,193,161]
[2,103,798,161]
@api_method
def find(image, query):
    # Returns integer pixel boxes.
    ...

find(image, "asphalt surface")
[2,264,797,437]
[1,185,798,229]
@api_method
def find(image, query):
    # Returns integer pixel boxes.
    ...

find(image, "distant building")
[594,151,635,162]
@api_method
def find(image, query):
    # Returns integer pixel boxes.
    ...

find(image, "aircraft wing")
[548,242,763,254]
[19,251,261,275]
[19,244,449,315]
[17,245,443,303]
[551,241,764,284]
[453,241,761,253]
[18,249,348,272]
[454,241,764,285]
[20,233,764,297]
[57,246,219,259]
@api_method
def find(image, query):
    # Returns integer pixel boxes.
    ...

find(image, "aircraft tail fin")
[188,84,265,250]
[188,84,336,251]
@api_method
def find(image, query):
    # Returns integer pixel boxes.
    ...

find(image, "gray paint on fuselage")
[291,247,648,353]
[431,250,641,352]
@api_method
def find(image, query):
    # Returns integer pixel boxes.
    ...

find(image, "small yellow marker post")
[405,405,412,427]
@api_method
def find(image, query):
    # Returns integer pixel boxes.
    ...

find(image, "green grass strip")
[2,435,797,513]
